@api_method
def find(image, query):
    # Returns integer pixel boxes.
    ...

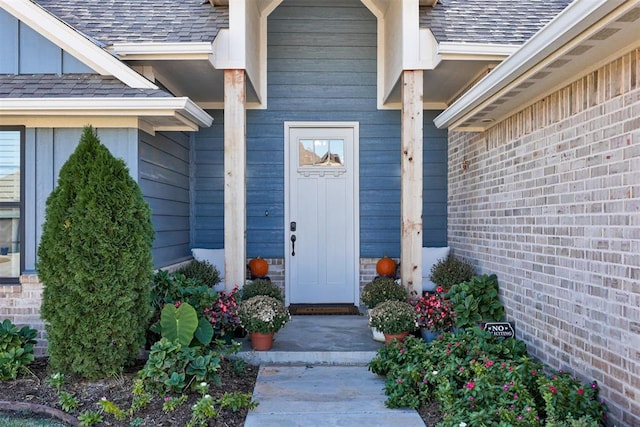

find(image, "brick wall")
[448,48,640,426]
[0,275,47,357]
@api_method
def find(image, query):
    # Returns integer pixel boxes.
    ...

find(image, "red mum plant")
[412,286,456,332]
[204,285,241,336]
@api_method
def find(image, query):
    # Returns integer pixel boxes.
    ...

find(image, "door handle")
[290,234,296,256]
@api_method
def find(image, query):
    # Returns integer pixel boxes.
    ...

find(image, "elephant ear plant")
[446,274,505,329]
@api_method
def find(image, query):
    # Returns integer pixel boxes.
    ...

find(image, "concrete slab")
[236,315,384,365]
[244,365,425,427]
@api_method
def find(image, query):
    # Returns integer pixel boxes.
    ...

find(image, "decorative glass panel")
[299,139,344,167]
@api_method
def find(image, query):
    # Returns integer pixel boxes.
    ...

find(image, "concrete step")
[236,315,384,366]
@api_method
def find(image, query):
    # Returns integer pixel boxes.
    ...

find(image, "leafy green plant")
[38,125,154,379]
[429,255,476,290]
[0,319,37,380]
[136,338,221,395]
[217,392,259,412]
[98,397,127,420]
[159,302,213,347]
[446,274,505,329]
[241,279,284,302]
[238,296,290,334]
[369,327,607,426]
[368,300,416,334]
[58,391,79,412]
[129,379,152,414]
[151,271,218,315]
[187,395,218,427]
[162,394,188,412]
[361,277,407,309]
[175,259,221,288]
[538,371,605,423]
[47,372,65,393]
[77,411,103,426]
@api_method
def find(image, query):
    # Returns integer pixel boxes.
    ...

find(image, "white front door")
[285,122,359,304]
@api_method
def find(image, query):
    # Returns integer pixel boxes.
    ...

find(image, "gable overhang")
[435,0,640,131]
[0,0,156,90]
[361,0,516,110]
[110,42,228,109]
[0,98,213,135]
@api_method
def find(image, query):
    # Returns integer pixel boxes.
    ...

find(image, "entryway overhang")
[361,0,517,111]
[434,0,640,131]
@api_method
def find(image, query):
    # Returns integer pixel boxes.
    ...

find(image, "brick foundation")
[448,48,640,426]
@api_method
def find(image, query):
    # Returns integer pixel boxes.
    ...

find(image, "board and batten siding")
[138,131,192,268]
[23,128,138,272]
[0,9,93,74]
[193,0,447,258]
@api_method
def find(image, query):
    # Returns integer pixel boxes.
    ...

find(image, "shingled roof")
[0,74,172,98]
[34,0,229,45]
[421,0,573,45]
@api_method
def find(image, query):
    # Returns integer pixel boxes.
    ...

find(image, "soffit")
[445,2,640,130]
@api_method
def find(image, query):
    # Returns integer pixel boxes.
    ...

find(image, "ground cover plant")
[1,266,258,426]
[369,330,607,426]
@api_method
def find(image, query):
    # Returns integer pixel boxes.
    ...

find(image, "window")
[0,127,23,281]
[299,139,345,167]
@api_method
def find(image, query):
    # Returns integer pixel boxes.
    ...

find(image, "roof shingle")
[35,0,229,45]
[421,0,573,45]
[0,74,173,98]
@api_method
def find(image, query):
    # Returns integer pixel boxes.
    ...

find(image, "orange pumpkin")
[376,256,396,277]
[249,257,269,278]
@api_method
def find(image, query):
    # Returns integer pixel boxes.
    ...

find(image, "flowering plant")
[361,277,407,309]
[412,286,455,331]
[369,300,417,334]
[238,295,290,334]
[203,286,241,335]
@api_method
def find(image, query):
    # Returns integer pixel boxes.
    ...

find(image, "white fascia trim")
[438,42,519,60]
[433,0,626,129]
[111,42,214,61]
[0,0,156,90]
[0,98,213,128]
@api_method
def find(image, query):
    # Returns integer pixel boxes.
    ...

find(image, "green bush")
[368,328,607,425]
[446,274,505,329]
[241,279,283,302]
[429,255,476,291]
[175,259,221,288]
[361,277,407,309]
[0,319,37,380]
[136,338,221,395]
[37,126,154,379]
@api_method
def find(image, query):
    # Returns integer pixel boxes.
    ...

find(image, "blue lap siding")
[193,0,447,259]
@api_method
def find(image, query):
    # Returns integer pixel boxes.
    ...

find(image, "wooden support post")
[224,69,247,291]
[400,70,424,297]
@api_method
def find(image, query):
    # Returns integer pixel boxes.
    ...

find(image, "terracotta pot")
[250,332,274,351]
[383,331,410,345]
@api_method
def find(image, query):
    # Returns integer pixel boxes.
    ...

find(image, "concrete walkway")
[238,315,426,426]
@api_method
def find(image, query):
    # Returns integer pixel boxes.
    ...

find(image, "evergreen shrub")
[37,126,155,379]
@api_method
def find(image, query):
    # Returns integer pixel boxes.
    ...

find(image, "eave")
[434,0,640,130]
[0,97,213,134]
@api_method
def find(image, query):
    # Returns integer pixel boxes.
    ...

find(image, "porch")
[237,314,383,366]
